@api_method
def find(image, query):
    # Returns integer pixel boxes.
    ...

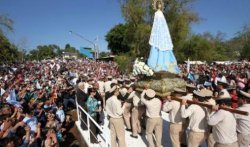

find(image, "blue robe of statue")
[147,10,180,74]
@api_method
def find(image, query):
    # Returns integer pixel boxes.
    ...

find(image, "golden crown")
[153,0,164,11]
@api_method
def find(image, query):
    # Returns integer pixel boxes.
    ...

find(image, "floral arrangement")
[132,58,154,76]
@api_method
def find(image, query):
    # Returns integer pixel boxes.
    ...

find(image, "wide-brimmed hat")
[172,88,187,95]
[145,89,156,98]
[217,79,229,86]
[186,83,196,89]
[239,90,250,99]
[217,90,231,100]
[227,86,236,91]
[200,89,213,97]
[193,90,206,98]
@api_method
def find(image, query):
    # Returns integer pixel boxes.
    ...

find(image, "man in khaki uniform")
[162,88,187,147]
[128,85,145,138]
[201,88,216,147]
[207,96,238,147]
[141,89,162,147]
[184,83,196,100]
[235,90,250,147]
[119,87,132,131]
[181,90,208,147]
[106,86,127,147]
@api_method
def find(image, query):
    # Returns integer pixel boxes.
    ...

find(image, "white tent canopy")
[184,60,206,65]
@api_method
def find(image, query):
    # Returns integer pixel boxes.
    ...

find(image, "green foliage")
[64,43,77,53]
[164,0,199,50]
[107,0,199,60]
[105,23,131,54]
[0,15,14,33]
[240,40,250,60]
[99,51,110,58]
[229,25,250,60]
[114,53,134,74]
[121,0,150,25]
[0,33,20,64]
[178,33,229,62]
[28,44,61,60]
[132,23,151,57]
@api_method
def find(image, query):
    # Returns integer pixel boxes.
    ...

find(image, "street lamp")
[69,30,99,60]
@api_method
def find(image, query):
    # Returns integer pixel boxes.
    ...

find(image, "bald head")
[78,82,85,90]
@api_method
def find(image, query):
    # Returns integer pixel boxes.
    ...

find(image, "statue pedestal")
[135,71,186,97]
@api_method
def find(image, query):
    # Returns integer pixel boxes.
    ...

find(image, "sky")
[0,0,250,52]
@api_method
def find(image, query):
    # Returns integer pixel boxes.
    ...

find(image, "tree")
[240,42,250,60]
[107,0,199,58]
[0,33,20,64]
[99,51,110,58]
[29,44,61,60]
[228,24,250,60]
[164,0,199,51]
[0,15,14,33]
[178,32,229,62]
[105,24,131,54]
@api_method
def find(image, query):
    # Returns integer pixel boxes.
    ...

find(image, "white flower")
[132,58,154,77]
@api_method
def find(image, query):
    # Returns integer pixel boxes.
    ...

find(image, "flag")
[187,58,190,73]
[187,73,195,81]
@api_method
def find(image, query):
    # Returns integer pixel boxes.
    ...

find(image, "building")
[62,52,78,59]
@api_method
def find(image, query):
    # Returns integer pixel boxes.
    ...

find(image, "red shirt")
[230,93,238,108]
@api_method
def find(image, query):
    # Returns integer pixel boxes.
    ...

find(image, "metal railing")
[76,101,110,147]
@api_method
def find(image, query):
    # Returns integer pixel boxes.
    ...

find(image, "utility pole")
[69,31,99,60]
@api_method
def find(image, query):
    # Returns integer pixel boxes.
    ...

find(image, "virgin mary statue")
[147,0,180,74]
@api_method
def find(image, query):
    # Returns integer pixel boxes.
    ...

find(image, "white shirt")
[163,100,184,124]
[97,80,105,94]
[56,109,65,123]
[106,95,124,118]
[84,82,91,93]
[207,109,237,144]
[182,93,193,100]
[22,116,38,133]
[181,104,208,132]
[141,96,162,118]
[127,91,140,107]
[235,104,250,134]
[104,80,112,93]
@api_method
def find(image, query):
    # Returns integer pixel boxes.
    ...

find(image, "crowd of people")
[1,58,250,147]
[0,59,120,147]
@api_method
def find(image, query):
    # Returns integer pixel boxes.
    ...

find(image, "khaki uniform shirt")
[106,95,124,118]
[207,109,237,144]
[235,104,250,134]
[141,96,161,118]
[163,100,184,124]
[181,104,208,132]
